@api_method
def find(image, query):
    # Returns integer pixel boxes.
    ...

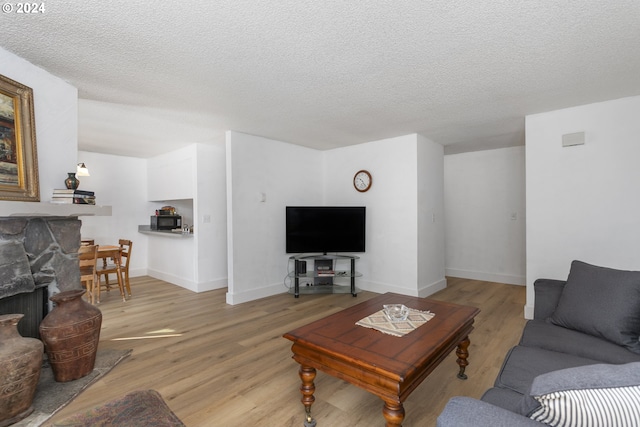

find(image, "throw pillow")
[521,362,640,427]
[530,386,640,426]
[548,260,640,353]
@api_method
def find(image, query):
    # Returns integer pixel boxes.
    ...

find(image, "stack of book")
[51,189,96,205]
[317,266,335,277]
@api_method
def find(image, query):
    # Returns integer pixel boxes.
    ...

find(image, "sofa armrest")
[533,279,566,320]
[436,397,542,427]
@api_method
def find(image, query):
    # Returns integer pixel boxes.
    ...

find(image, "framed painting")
[0,74,39,201]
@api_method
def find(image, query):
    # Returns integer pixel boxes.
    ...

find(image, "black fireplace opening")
[0,285,48,339]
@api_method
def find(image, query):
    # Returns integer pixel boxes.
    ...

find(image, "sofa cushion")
[437,397,543,427]
[548,260,640,354]
[520,362,640,426]
[495,346,598,395]
[532,279,566,320]
[481,386,525,413]
[520,320,640,364]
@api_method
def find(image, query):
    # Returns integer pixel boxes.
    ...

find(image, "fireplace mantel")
[0,201,112,217]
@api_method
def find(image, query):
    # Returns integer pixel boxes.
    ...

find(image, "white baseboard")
[358,280,419,296]
[524,304,535,320]
[445,268,525,286]
[226,283,285,305]
[128,268,147,278]
[143,269,227,293]
[358,277,447,298]
[196,278,227,292]
[147,269,197,292]
[418,278,447,297]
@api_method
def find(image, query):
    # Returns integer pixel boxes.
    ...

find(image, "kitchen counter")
[138,225,194,237]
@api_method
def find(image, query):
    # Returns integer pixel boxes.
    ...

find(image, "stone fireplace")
[0,216,82,338]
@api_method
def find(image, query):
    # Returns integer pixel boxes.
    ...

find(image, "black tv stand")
[288,254,361,298]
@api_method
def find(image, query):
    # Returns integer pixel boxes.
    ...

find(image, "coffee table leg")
[299,365,317,427]
[382,399,405,427]
[456,336,470,379]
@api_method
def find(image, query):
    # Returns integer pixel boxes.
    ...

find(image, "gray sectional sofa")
[437,260,640,427]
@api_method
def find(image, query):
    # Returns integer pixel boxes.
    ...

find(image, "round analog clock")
[353,170,372,192]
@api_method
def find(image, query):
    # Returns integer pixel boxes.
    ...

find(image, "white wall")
[78,143,227,292]
[323,134,445,296]
[225,131,323,304]
[147,145,195,201]
[76,151,151,278]
[226,131,446,304]
[526,95,640,318]
[194,143,227,291]
[143,143,227,292]
[0,47,78,195]
[417,134,446,295]
[444,146,526,285]
[323,135,418,294]
[145,146,197,289]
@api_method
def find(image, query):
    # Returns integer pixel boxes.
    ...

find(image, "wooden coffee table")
[283,292,480,427]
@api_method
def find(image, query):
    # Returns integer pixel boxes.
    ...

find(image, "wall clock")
[353,170,372,192]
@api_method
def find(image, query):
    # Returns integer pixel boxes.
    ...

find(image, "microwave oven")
[150,215,181,230]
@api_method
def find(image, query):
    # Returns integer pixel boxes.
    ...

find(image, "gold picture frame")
[0,74,39,201]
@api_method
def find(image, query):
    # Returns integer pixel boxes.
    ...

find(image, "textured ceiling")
[1,1,639,157]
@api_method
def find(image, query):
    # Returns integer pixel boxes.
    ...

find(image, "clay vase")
[0,313,43,427]
[39,289,102,382]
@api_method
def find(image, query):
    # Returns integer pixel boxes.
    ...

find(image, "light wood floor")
[48,276,527,426]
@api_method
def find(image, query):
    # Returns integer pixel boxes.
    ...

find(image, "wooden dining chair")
[98,239,133,299]
[78,244,98,304]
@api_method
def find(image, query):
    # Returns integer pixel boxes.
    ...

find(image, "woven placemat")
[356,307,435,337]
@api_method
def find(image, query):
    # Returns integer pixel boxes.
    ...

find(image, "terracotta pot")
[0,313,43,427]
[39,289,102,382]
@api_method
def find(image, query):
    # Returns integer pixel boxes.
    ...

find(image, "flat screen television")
[286,206,366,254]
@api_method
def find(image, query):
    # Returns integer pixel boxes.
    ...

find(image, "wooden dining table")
[97,245,126,302]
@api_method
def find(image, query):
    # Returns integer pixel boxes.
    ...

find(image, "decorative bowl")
[383,304,409,322]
